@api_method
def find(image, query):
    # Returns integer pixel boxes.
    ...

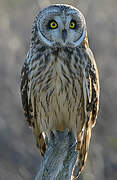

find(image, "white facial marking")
[37,5,86,47]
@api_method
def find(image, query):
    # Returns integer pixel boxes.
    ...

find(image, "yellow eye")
[69,20,76,29]
[49,21,58,29]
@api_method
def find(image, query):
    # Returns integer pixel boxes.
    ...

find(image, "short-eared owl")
[21,4,99,177]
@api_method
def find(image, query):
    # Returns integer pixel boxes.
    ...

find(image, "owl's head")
[32,4,87,48]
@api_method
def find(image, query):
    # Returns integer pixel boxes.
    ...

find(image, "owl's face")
[36,5,86,48]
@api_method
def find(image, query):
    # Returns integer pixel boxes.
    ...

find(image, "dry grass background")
[0,0,117,179]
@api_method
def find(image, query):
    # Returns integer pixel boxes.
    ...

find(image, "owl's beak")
[62,29,67,43]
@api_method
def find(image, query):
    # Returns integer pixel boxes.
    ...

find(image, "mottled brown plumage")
[20,4,99,177]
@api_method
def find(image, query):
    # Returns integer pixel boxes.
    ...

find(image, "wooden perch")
[35,130,78,180]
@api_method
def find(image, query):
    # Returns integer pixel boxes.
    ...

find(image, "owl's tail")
[72,124,92,179]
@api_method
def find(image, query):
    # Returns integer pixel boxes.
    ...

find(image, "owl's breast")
[29,53,84,133]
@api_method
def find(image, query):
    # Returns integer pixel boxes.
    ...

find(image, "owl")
[21,4,99,177]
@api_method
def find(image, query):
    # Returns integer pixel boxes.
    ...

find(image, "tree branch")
[35,130,78,180]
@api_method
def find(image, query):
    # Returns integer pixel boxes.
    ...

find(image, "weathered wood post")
[35,130,78,180]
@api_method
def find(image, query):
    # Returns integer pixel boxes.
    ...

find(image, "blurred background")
[0,0,117,180]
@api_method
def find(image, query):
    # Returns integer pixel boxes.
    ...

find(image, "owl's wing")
[86,48,100,127]
[20,58,32,125]
[20,54,46,156]
[75,48,99,178]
